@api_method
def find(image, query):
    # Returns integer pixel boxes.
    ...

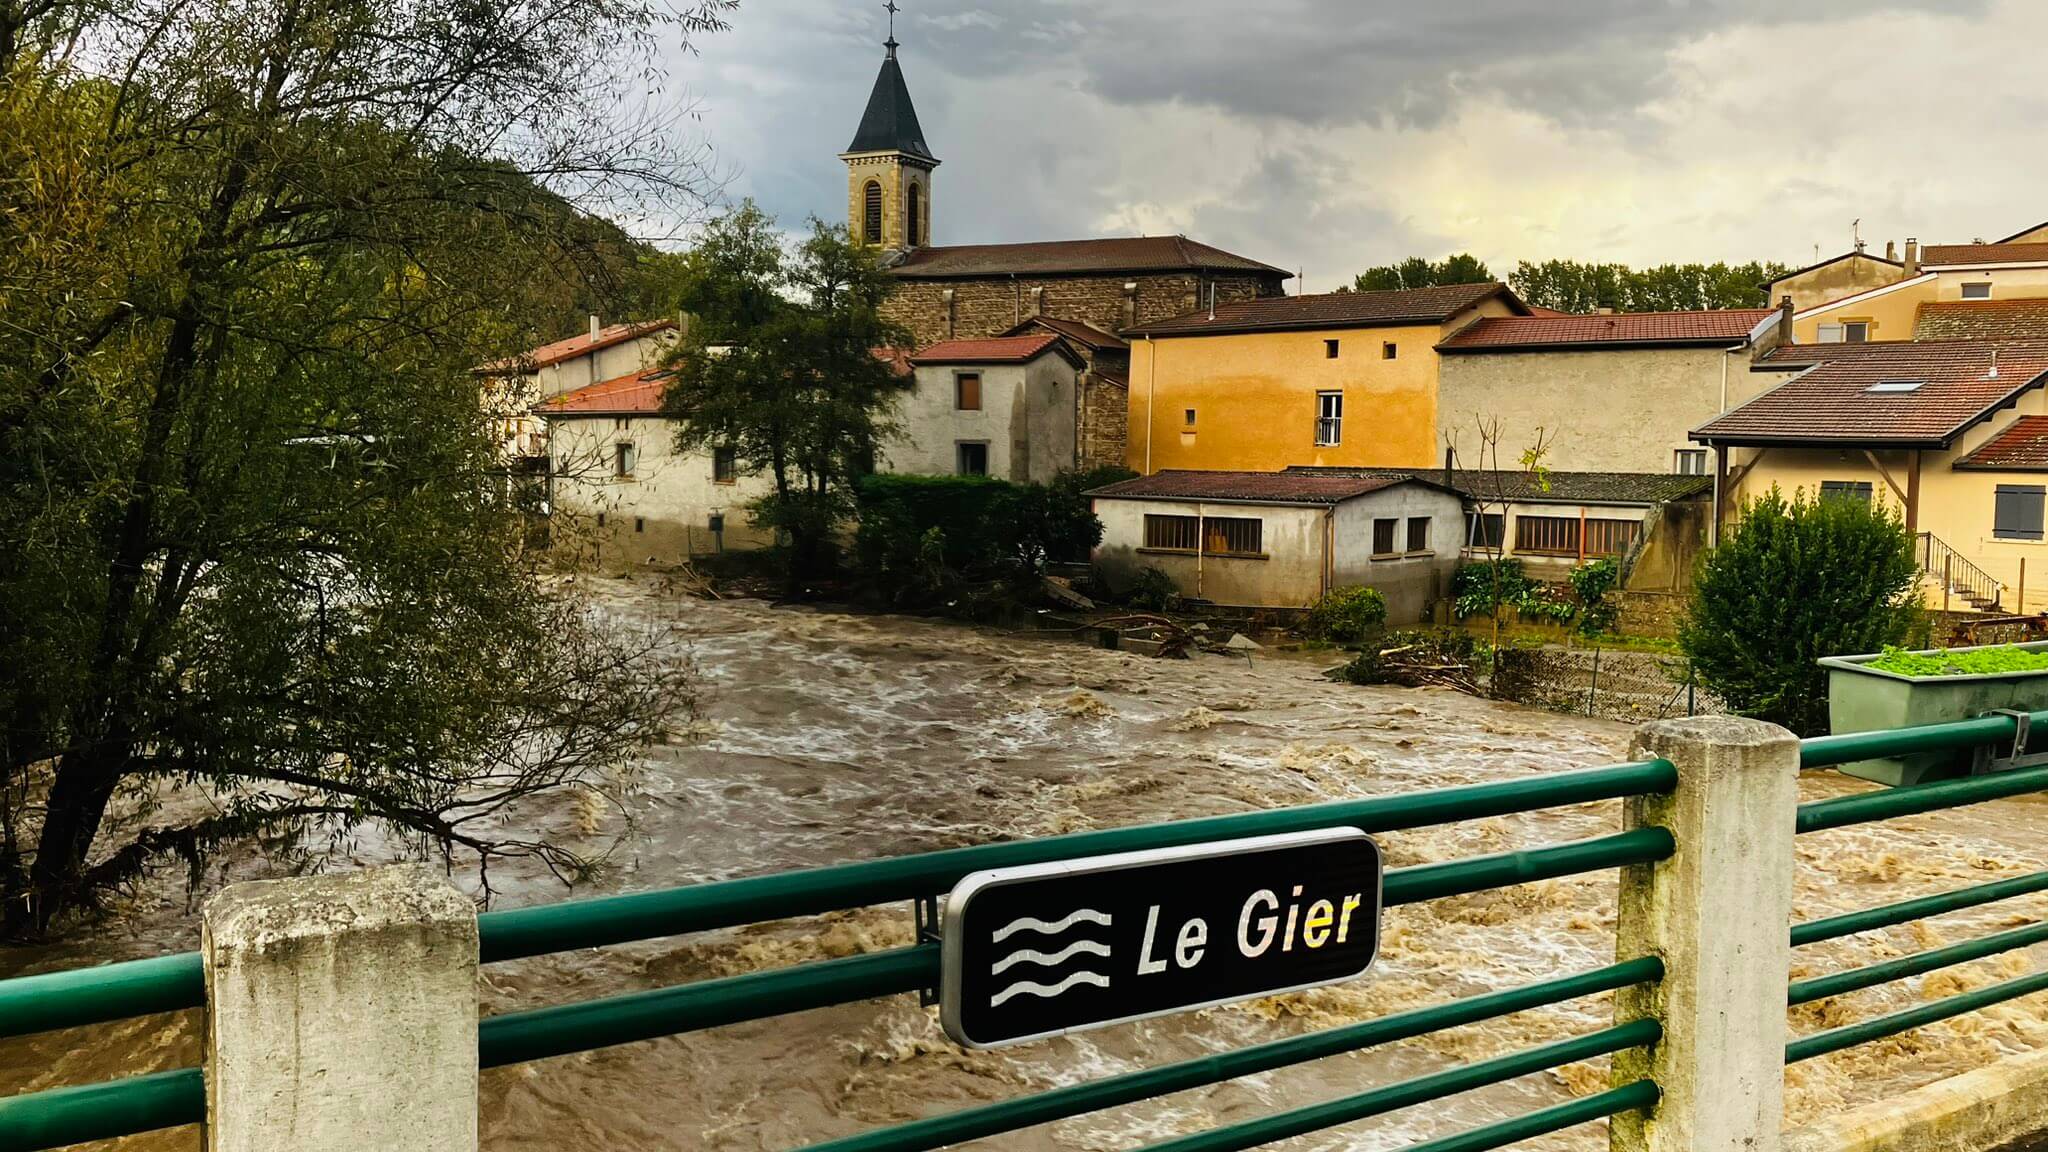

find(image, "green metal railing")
[1789,708,2048,1067]
[0,758,1676,1152]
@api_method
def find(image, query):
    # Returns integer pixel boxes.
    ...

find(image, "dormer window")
[1865,379,1925,393]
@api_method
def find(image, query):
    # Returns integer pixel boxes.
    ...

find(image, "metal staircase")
[1918,532,2003,611]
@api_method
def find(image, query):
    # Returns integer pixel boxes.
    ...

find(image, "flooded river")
[7,576,2048,1151]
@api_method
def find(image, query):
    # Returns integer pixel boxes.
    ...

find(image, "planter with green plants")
[1818,641,2048,786]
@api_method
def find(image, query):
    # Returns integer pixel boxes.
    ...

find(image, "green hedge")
[854,468,1122,605]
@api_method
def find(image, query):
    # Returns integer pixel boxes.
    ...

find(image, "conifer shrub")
[1680,487,1921,735]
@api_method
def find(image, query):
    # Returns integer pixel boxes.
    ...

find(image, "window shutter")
[1996,485,2046,540]
[1817,324,1844,343]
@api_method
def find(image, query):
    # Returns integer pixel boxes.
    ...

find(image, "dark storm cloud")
[904,0,1985,128]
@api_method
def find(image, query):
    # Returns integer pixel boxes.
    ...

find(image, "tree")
[1508,259,1793,312]
[663,205,914,587]
[1346,253,1494,293]
[1681,488,1922,735]
[0,0,732,936]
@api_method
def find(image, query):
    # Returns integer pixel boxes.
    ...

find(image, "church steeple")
[841,3,938,250]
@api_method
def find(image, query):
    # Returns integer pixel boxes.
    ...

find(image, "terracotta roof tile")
[1922,243,2048,266]
[909,332,1077,365]
[1955,416,2048,470]
[1284,467,1711,505]
[537,366,669,416]
[1438,309,1774,352]
[1086,470,1433,506]
[1698,341,2048,446]
[1002,315,1128,351]
[1125,283,1521,338]
[1914,298,2048,341]
[481,319,675,375]
[888,235,1289,279]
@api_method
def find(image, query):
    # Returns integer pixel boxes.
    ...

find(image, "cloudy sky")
[659,0,2046,292]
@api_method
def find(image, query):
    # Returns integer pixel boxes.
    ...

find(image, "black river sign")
[939,828,1385,1048]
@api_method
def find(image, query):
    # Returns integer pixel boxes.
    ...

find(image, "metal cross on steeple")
[884,0,900,54]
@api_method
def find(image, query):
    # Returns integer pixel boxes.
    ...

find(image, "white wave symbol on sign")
[989,970,1112,1007]
[989,939,1112,975]
[990,909,1111,943]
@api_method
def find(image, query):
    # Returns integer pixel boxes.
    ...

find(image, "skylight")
[1866,379,1926,393]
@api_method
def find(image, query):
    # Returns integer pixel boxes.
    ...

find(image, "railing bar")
[793,958,1664,1152]
[0,1066,204,1152]
[0,952,205,1043]
[1799,712,2043,770]
[477,831,1667,1066]
[1796,762,2048,833]
[1389,1080,1659,1152]
[1122,1026,1660,1152]
[479,760,1676,963]
[1788,920,2048,1006]
[1793,869,2048,946]
[1786,967,2048,1063]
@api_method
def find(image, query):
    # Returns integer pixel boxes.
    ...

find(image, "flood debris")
[1330,631,1482,694]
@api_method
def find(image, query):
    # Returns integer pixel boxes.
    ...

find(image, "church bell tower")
[840,4,937,250]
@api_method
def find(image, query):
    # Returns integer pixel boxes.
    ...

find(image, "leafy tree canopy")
[662,203,914,587]
[0,0,732,935]
[1508,259,1793,312]
[1344,253,1494,293]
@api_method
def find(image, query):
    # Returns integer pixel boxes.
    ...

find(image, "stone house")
[888,333,1084,483]
[1088,470,1466,619]
[535,368,777,565]
[999,315,1130,470]
[1433,305,1792,474]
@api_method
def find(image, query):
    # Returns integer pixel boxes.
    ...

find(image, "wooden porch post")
[1710,445,1728,548]
[1904,449,1921,537]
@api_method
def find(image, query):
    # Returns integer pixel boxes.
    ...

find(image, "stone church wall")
[881,271,1283,347]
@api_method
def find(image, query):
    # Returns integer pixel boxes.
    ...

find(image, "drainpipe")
[1195,503,1206,599]
[1323,508,1335,598]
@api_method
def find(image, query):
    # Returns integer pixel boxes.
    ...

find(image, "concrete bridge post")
[201,863,479,1152]
[1612,716,1801,1152]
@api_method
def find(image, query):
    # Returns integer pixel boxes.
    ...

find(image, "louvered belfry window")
[863,181,883,244]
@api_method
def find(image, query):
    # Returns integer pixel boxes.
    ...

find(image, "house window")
[862,180,883,244]
[1514,516,1642,557]
[1382,342,1397,360]
[713,446,737,484]
[906,183,922,247]
[1184,408,1196,427]
[596,512,606,527]
[956,441,988,476]
[1819,480,1874,504]
[1963,282,1993,300]
[1843,321,1869,343]
[955,372,982,411]
[1316,391,1343,446]
[614,442,636,478]
[1204,517,1263,556]
[1466,511,1505,548]
[615,417,630,430]
[634,517,645,533]
[1407,517,1431,553]
[1674,449,1709,475]
[1995,485,2046,541]
[1325,339,1340,359]
[1372,517,1399,557]
[708,513,725,534]
[1145,514,1198,551]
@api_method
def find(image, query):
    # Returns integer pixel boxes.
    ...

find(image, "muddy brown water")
[7,576,2048,1151]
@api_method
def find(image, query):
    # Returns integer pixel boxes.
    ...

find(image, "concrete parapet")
[1613,715,1801,1152]
[1783,1044,2048,1152]
[203,864,479,1152]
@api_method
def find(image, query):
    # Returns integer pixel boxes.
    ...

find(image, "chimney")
[1594,305,1616,316]
[1028,286,1044,319]
[1778,295,1795,344]
[588,314,601,342]
[1442,444,1456,490]
[1904,238,1920,277]
[1885,240,1897,261]
[1121,282,1138,331]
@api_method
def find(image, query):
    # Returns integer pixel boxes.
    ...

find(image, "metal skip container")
[1820,641,2048,785]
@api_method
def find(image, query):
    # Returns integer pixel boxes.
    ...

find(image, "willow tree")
[0,0,731,936]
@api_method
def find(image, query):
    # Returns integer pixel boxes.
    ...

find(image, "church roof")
[845,47,935,162]
[1126,282,1522,338]
[888,235,1289,280]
